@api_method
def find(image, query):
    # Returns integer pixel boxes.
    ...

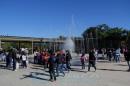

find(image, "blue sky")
[0,0,130,38]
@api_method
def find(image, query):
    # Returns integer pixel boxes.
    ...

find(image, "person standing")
[56,53,65,77]
[113,49,116,62]
[34,50,38,64]
[88,49,96,71]
[95,49,98,61]
[61,53,68,72]
[12,48,17,71]
[48,53,56,82]
[6,49,13,68]
[66,50,72,70]
[115,48,121,62]
[124,49,130,71]
[108,49,112,62]
[21,52,27,68]
[80,53,87,69]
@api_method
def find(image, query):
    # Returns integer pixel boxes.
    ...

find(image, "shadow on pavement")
[31,64,44,67]
[20,72,50,81]
[0,64,6,69]
[98,68,127,72]
[71,64,82,66]
[30,72,50,76]
[71,67,87,73]
[0,64,13,70]
[30,67,44,71]
[97,60,109,63]
[117,64,128,66]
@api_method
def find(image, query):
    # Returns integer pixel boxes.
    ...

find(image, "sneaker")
[127,69,130,72]
[62,73,65,77]
[14,70,17,71]
[49,79,53,82]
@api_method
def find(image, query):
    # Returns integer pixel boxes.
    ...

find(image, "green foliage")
[2,42,32,51]
[82,24,129,49]
[2,42,12,51]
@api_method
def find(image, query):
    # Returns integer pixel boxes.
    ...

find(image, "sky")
[0,0,130,38]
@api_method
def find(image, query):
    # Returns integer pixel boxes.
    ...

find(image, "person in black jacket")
[88,49,96,71]
[124,49,130,71]
[12,48,17,71]
[66,50,72,70]
[48,53,56,82]
[6,49,13,68]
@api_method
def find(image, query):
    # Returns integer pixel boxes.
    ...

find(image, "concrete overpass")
[0,35,64,42]
[0,36,65,53]
[0,35,85,54]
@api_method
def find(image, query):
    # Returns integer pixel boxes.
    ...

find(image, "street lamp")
[0,36,2,49]
[31,38,33,54]
[0,38,1,49]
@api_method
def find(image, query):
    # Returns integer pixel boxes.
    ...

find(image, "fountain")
[63,37,75,53]
[62,15,77,57]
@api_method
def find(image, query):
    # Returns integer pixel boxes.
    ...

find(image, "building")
[0,35,85,54]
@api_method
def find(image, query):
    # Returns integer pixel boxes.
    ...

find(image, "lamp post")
[0,35,2,49]
[40,38,43,53]
[0,38,1,49]
[96,27,98,49]
[31,38,33,54]
[86,34,89,52]
[53,39,56,52]
[121,32,128,48]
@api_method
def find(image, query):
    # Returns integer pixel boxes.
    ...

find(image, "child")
[80,53,87,69]
[21,52,27,68]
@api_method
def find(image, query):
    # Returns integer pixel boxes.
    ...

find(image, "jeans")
[34,56,38,64]
[127,61,130,70]
[49,68,56,81]
[81,61,85,69]
[56,64,65,76]
[66,61,71,70]
[13,59,16,71]
[62,64,68,71]
[115,55,120,63]
[22,61,27,68]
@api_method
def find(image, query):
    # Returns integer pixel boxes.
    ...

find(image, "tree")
[82,24,129,52]
[128,31,130,48]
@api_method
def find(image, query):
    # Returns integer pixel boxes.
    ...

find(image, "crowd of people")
[33,50,72,82]
[90,48,130,71]
[80,49,96,71]
[0,48,28,71]
[106,48,121,62]
[0,47,130,82]
[93,48,126,62]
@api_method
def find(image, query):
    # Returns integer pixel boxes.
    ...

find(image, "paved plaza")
[0,59,130,86]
